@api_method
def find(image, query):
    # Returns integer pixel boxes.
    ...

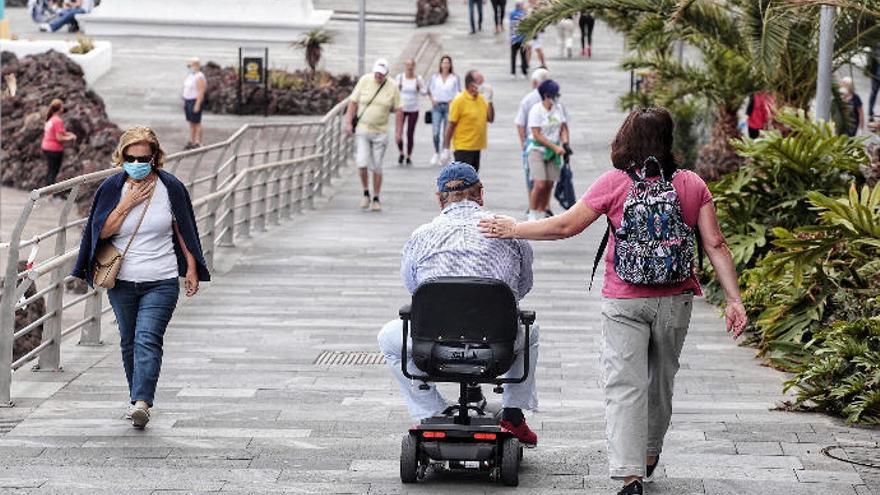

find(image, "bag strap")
[695,226,704,273]
[119,180,156,260]
[357,79,388,120]
[589,218,612,290]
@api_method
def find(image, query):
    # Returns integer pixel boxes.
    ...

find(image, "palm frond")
[516,0,672,39]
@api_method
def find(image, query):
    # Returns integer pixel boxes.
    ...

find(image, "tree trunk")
[695,107,744,182]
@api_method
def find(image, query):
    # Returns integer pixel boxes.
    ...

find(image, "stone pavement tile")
[703,479,858,495]
[0,478,46,489]
[706,430,799,443]
[796,469,867,484]
[81,436,251,449]
[249,455,352,471]
[662,453,803,469]
[725,421,815,433]
[664,465,798,482]
[734,441,783,455]
[855,466,880,494]
[663,439,737,455]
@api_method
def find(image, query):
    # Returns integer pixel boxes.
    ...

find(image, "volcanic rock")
[1,50,122,212]
[0,261,46,363]
[416,0,448,27]
[202,62,354,116]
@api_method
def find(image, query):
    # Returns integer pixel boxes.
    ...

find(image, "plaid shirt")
[401,200,533,300]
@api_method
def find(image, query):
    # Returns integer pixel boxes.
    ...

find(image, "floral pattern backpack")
[590,158,700,289]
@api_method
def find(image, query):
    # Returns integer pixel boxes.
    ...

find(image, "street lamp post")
[816,5,836,121]
[358,0,366,75]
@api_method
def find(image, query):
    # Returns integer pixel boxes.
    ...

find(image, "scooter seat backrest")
[410,277,518,380]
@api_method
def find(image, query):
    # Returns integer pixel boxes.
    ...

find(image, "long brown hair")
[610,107,678,177]
[46,98,63,122]
[438,55,454,75]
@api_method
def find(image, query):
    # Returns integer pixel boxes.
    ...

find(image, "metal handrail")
[0,98,352,405]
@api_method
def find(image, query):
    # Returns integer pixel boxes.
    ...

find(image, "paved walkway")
[1,4,879,495]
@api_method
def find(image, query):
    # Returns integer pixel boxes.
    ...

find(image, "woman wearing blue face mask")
[72,125,210,428]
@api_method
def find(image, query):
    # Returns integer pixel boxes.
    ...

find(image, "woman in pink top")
[480,107,747,495]
[41,99,77,186]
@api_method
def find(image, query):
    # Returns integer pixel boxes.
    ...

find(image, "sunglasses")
[123,154,153,164]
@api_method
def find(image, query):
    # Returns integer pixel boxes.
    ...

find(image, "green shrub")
[747,184,880,369]
[785,318,880,425]
[711,108,867,276]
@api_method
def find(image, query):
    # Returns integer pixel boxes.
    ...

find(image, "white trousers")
[377,319,539,421]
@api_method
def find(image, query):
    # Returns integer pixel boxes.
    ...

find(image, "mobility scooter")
[397,277,536,486]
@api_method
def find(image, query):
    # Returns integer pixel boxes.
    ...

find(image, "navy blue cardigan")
[72,169,211,287]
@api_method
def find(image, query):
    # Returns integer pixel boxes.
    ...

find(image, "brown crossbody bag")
[93,184,156,289]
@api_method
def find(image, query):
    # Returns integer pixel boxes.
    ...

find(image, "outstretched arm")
[480,201,601,240]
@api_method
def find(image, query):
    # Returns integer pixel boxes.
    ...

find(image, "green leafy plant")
[69,35,94,55]
[291,29,333,75]
[785,318,880,424]
[750,183,880,368]
[518,0,880,180]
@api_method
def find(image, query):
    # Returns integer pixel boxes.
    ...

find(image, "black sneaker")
[616,480,643,495]
[398,154,405,164]
[406,156,412,166]
[645,455,659,482]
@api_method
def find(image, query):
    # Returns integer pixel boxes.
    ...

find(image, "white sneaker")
[430,153,439,166]
[359,195,370,209]
[39,23,51,32]
[527,211,539,221]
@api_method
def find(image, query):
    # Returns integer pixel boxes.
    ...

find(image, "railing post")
[255,170,268,232]
[218,190,235,247]
[0,198,32,406]
[78,288,103,346]
[35,263,63,372]
[203,198,217,273]
[241,171,253,238]
[36,187,78,372]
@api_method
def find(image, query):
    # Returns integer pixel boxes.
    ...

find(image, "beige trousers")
[600,293,694,479]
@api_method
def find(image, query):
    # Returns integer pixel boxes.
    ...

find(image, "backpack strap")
[695,226,704,273]
[589,218,613,290]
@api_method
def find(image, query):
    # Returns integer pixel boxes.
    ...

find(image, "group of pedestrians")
[344,54,498,209]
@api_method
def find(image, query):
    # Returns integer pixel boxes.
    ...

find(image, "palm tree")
[292,29,334,76]
[518,0,880,180]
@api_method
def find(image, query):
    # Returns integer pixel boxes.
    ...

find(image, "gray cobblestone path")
[1,3,878,494]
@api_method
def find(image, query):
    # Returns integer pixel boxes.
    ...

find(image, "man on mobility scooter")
[377,162,540,485]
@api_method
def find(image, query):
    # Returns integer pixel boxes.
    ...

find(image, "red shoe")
[500,419,537,446]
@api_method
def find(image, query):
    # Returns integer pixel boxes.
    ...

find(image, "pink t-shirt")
[582,169,713,299]
[41,115,66,152]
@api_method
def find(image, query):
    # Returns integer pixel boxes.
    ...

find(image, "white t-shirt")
[112,180,180,283]
[514,89,541,129]
[428,73,461,104]
[395,74,426,113]
[182,71,206,100]
[527,101,567,152]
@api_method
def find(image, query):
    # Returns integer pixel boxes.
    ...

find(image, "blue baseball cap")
[437,161,480,192]
[538,79,560,99]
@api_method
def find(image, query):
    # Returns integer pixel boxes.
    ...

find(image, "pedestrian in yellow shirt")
[443,70,495,171]
[345,58,403,212]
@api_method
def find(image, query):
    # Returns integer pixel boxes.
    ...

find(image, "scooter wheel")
[400,434,419,483]
[500,437,521,486]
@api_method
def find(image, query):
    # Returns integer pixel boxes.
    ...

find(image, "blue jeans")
[431,102,449,153]
[108,278,179,407]
[468,0,483,33]
[49,7,85,32]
